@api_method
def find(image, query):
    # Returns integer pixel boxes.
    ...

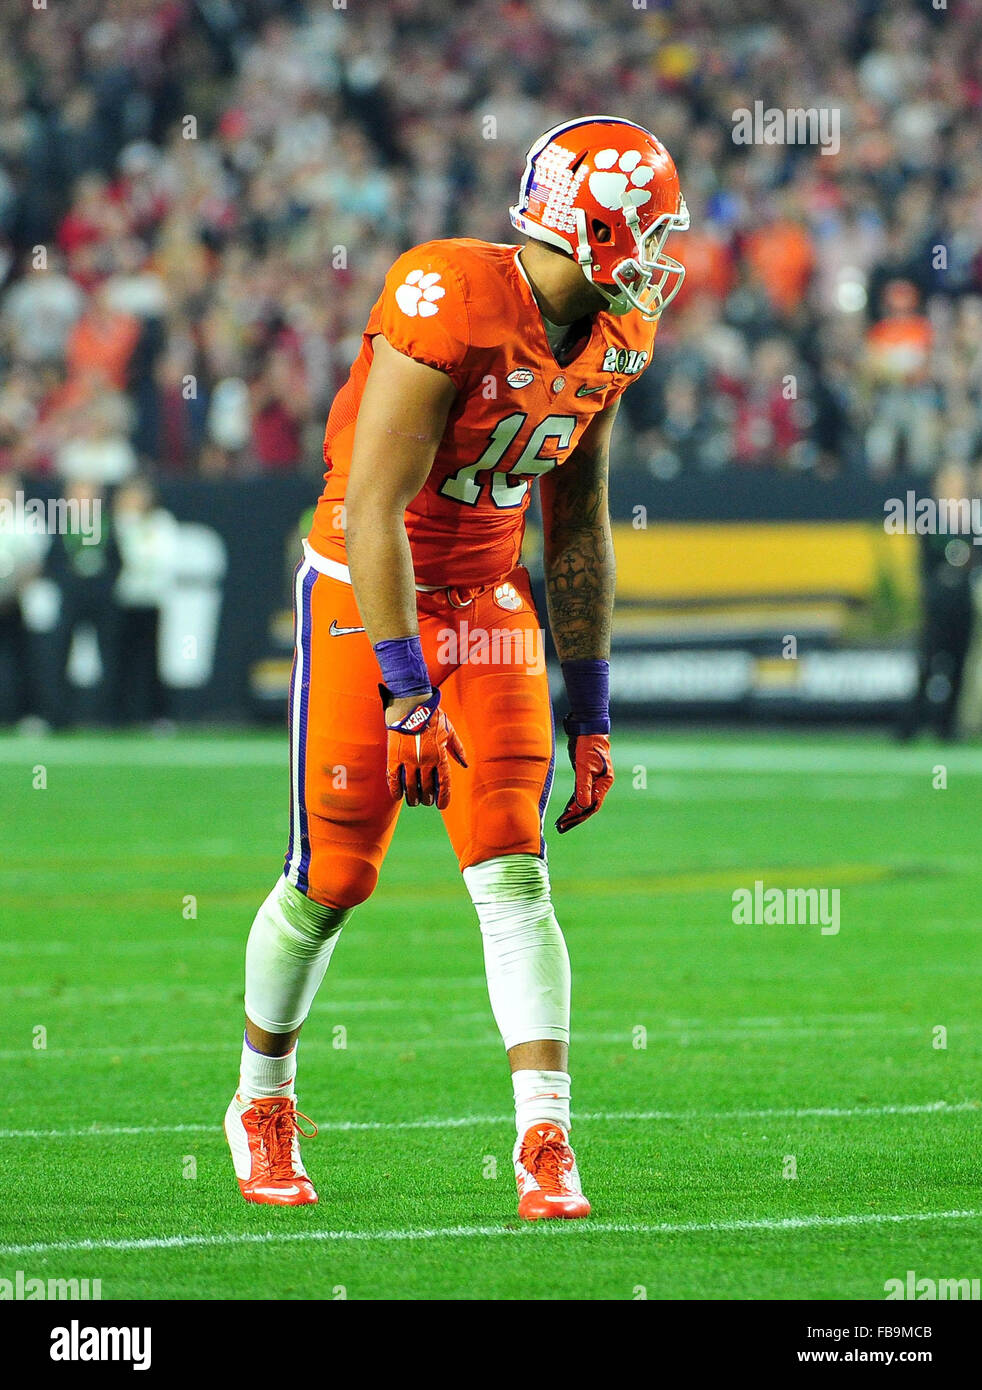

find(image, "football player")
[225,116,688,1218]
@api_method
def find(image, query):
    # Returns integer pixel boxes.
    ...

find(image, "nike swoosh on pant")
[329,620,365,636]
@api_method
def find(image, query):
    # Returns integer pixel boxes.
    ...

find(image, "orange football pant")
[283,554,556,910]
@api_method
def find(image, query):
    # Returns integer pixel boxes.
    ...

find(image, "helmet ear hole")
[591,219,612,244]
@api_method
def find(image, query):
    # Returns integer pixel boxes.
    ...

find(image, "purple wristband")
[561,658,610,734]
[374,636,431,699]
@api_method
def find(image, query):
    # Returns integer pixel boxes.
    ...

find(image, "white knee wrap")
[462,853,570,1052]
[244,876,351,1033]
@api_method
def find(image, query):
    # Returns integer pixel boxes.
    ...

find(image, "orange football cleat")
[513,1122,591,1220]
[224,1093,319,1205]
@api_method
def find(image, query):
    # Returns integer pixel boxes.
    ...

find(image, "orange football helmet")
[510,115,689,320]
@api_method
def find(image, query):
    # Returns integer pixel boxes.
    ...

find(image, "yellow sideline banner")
[612,521,918,605]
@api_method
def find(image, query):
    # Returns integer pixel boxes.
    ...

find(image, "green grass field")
[1,729,979,1301]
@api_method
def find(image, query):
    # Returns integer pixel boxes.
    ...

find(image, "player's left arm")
[539,399,619,833]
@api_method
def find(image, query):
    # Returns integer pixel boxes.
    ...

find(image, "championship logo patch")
[494,582,523,612]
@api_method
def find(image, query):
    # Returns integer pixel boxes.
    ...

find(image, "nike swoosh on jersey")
[575,383,607,396]
[329,620,366,636]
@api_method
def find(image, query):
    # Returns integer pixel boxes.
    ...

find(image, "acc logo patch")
[506,369,535,388]
[494,582,523,612]
[394,270,445,318]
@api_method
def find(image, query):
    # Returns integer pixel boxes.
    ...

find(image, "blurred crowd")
[0,0,981,491]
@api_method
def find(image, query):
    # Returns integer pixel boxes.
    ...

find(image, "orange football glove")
[555,724,614,834]
[382,686,467,809]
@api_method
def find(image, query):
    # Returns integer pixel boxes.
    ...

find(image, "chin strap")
[572,207,595,269]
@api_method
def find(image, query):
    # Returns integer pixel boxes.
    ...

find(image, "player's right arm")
[345,332,467,806]
[345,332,455,697]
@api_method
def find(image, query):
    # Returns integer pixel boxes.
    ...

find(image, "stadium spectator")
[863,279,938,475]
[112,477,179,724]
[65,283,142,393]
[0,250,85,364]
[36,480,120,728]
[898,464,980,742]
[0,471,47,723]
[55,387,138,487]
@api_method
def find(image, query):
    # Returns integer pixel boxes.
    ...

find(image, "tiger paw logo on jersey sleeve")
[588,149,655,211]
[395,270,446,318]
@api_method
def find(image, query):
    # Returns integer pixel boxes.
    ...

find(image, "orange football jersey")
[308,238,658,588]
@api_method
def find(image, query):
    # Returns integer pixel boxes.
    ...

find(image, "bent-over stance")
[224,115,688,1219]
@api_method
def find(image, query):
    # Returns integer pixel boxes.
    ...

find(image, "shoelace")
[250,1102,318,1181]
[520,1130,574,1195]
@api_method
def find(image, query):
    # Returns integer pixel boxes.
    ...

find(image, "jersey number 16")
[438,413,576,509]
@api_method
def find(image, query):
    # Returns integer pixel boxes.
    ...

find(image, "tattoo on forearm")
[544,445,615,661]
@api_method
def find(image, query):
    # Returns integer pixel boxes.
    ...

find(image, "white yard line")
[0,1100,975,1142]
[0,1019,962,1062]
[1,1208,979,1258]
[0,1024,947,1062]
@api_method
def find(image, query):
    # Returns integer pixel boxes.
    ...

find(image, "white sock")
[239,1033,298,1099]
[462,854,570,1052]
[513,1068,571,1137]
[244,876,351,1033]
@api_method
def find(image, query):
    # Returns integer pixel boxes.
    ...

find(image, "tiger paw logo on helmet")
[589,148,656,210]
[395,270,445,318]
